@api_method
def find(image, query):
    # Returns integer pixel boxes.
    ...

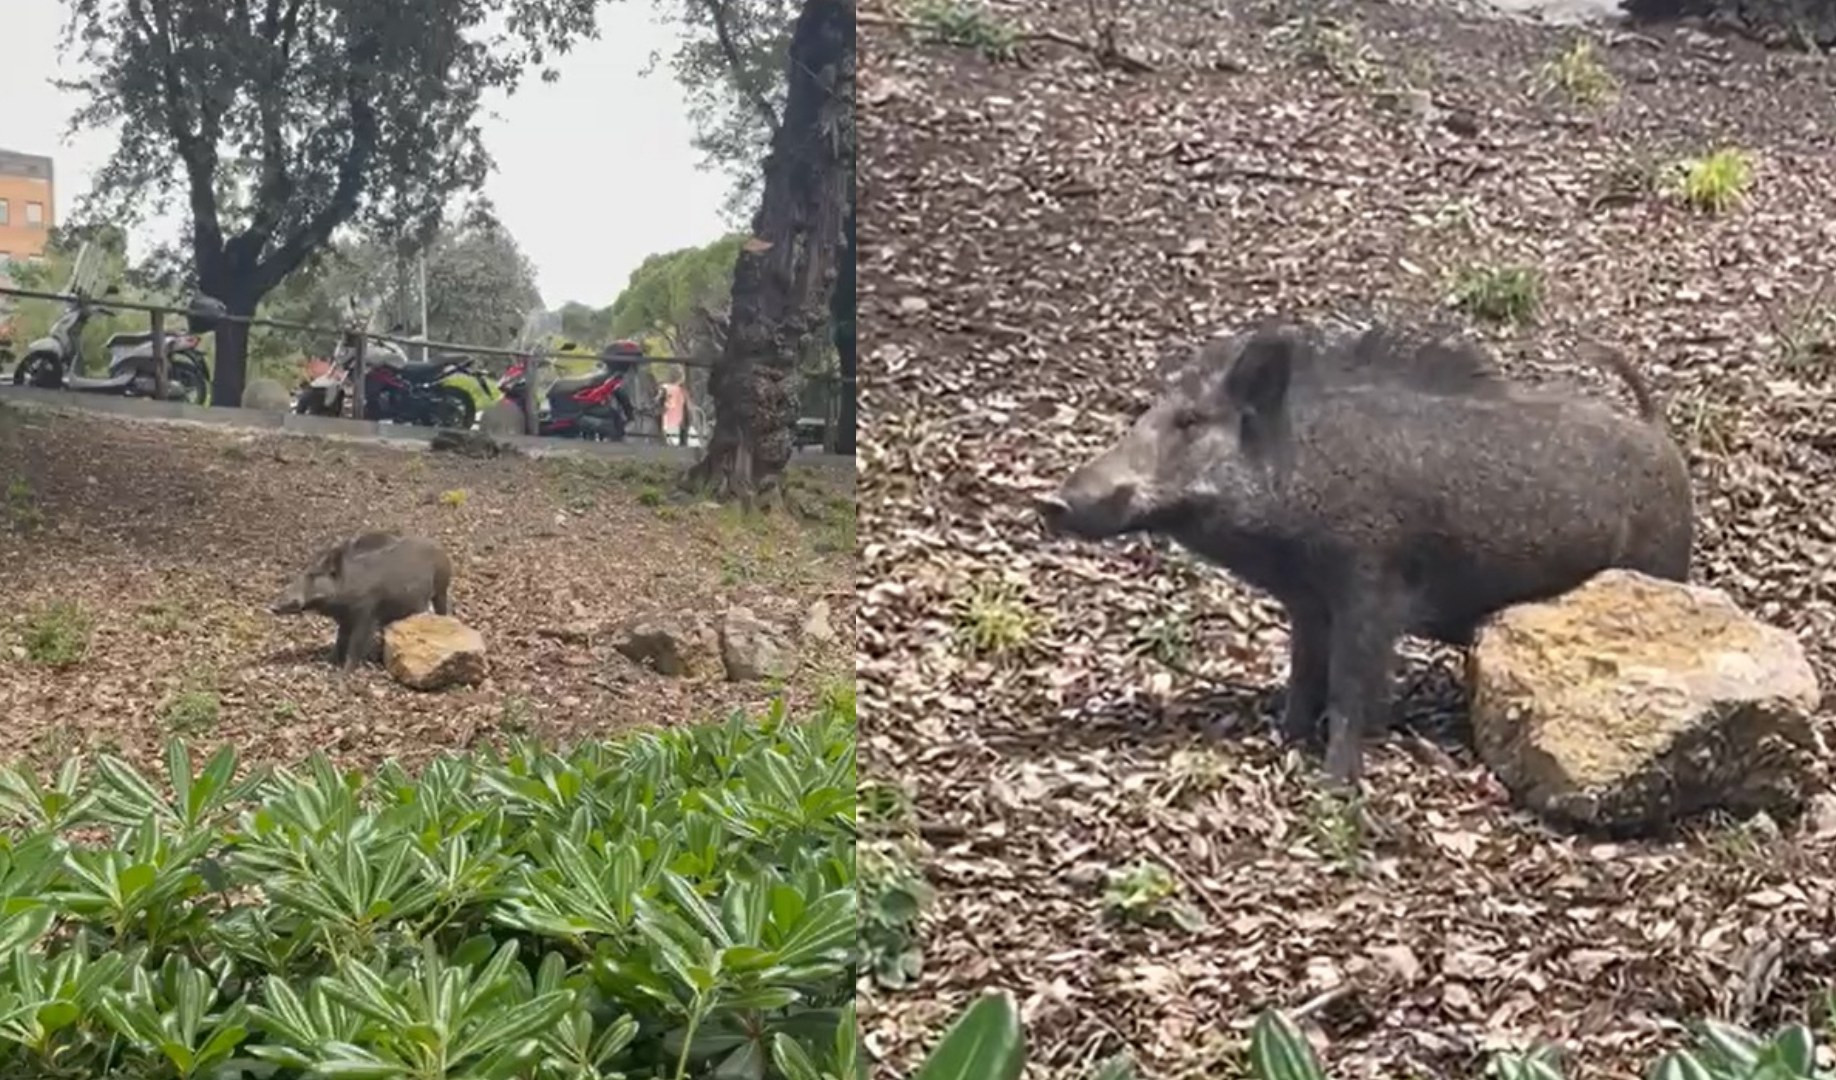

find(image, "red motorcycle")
[497,340,639,441]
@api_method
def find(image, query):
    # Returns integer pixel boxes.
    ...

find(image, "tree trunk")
[202,279,259,408]
[686,0,855,500]
[832,187,856,456]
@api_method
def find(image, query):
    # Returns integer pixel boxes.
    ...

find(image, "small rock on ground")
[1469,569,1824,834]
[615,617,699,678]
[242,378,293,411]
[384,613,489,691]
[720,606,793,682]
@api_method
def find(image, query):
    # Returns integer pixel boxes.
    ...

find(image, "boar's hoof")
[1470,569,1823,836]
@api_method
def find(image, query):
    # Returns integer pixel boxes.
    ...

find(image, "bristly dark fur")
[1046,315,1695,788]
[1181,319,1510,402]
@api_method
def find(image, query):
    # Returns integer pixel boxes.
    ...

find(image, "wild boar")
[271,530,454,671]
[1036,320,1694,786]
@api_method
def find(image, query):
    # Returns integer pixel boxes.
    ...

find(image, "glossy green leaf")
[911,991,1024,1080]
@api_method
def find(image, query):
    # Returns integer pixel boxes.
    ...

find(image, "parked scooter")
[296,329,494,430]
[10,288,223,404]
[496,340,639,441]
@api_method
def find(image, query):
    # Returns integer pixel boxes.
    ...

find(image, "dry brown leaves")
[0,408,855,777]
[859,0,1836,1076]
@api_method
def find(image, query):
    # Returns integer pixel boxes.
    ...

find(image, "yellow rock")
[384,613,488,691]
[1470,569,1822,833]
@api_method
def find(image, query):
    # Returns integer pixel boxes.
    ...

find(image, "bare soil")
[0,404,855,774]
[859,1,1836,1077]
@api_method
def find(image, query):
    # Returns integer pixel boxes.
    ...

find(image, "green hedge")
[0,690,859,1079]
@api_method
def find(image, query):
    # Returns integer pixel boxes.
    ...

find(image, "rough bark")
[687,0,855,499]
[1620,0,1836,47]
[832,192,856,456]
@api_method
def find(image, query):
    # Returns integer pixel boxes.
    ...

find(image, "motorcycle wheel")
[429,385,477,431]
[12,352,62,389]
[170,363,209,405]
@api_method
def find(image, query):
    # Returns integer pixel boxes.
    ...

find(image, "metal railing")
[0,283,852,450]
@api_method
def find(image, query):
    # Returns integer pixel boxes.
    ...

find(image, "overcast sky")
[0,2,736,308]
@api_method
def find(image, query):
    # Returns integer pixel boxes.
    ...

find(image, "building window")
[24,202,43,227]
[0,200,8,225]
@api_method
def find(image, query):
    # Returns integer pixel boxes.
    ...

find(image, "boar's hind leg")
[1320,587,1403,787]
[1278,599,1332,746]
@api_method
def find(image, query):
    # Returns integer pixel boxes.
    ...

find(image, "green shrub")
[907,993,1834,1080]
[0,691,860,1078]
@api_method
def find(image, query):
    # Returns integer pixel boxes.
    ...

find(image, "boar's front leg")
[1278,598,1331,747]
[331,620,353,667]
[1321,584,1403,787]
[340,609,379,672]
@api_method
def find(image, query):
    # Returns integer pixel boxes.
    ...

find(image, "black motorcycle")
[296,332,491,430]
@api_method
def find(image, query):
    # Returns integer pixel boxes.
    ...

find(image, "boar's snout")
[270,583,306,616]
[1035,477,1140,540]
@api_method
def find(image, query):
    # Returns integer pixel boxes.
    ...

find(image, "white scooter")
[9,287,223,404]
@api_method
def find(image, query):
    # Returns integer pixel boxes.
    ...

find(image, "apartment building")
[0,149,55,265]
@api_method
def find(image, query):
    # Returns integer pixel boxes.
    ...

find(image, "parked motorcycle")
[295,330,494,430]
[10,288,223,404]
[497,340,639,441]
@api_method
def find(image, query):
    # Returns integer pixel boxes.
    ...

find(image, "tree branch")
[130,0,227,279]
[252,85,378,296]
[234,0,306,262]
[699,0,780,137]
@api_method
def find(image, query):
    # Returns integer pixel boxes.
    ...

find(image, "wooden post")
[150,309,169,401]
[351,331,368,421]
[523,354,541,437]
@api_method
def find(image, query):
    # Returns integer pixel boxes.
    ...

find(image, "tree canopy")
[608,234,747,357]
[55,0,599,404]
[649,0,800,221]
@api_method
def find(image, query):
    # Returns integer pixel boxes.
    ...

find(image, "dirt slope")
[0,405,855,773]
[858,1,1836,1076]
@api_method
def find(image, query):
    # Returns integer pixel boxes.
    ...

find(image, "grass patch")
[953,578,1042,660]
[1770,283,1836,376]
[21,602,92,667]
[439,488,469,508]
[636,484,665,507]
[1449,263,1542,325]
[3,476,43,534]
[1266,14,1380,86]
[1673,389,1740,459]
[159,686,221,735]
[1535,37,1617,106]
[1673,147,1753,214]
[1300,785,1367,864]
[1101,860,1206,932]
[909,0,1020,61]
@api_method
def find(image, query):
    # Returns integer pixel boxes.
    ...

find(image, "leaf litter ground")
[858,1,1836,1076]
[0,405,855,775]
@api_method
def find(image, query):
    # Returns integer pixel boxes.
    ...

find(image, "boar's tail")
[1580,342,1660,424]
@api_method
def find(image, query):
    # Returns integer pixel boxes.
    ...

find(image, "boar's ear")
[1222,332,1298,450]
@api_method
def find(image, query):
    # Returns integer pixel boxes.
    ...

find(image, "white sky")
[0,2,736,308]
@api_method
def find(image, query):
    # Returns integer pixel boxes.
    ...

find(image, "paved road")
[0,385,856,473]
